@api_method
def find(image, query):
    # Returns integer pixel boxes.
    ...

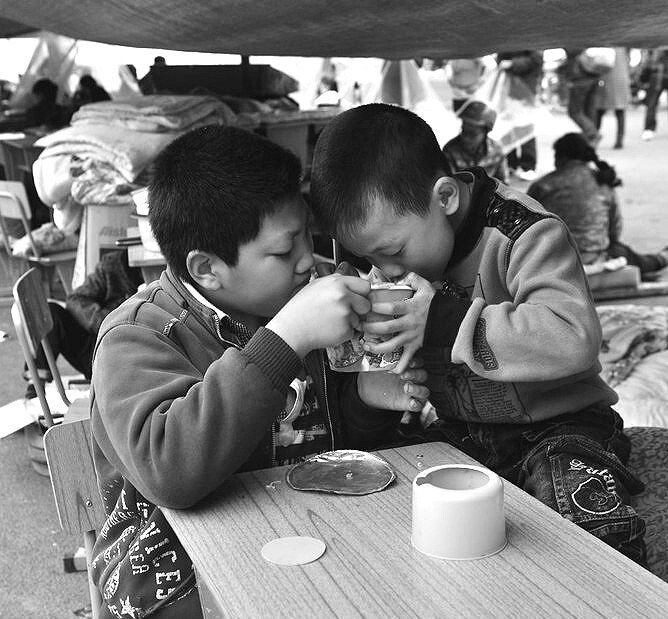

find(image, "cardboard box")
[72,203,134,288]
[587,265,640,291]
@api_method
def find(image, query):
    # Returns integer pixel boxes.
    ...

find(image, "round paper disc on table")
[261,536,326,566]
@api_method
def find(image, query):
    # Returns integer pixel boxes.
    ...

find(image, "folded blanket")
[70,95,237,132]
[70,158,138,205]
[34,95,239,210]
[598,304,668,387]
[35,122,179,182]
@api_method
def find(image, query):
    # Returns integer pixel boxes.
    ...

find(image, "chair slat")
[13,267,53,354]
[43,416,106,535]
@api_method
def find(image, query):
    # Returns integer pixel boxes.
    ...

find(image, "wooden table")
[163,442,668,618]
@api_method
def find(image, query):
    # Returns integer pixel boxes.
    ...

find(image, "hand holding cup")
[360,272,437,374]
[267,272,370,358]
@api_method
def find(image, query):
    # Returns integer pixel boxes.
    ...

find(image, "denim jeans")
[644,78,668,131]
[567,77,600,143]
[400,405,647,565]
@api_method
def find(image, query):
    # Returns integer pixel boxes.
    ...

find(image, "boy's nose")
[379,263,406,280]
[296,249,315,274]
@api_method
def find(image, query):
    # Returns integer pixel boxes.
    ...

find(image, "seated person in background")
[90,125,429,618]
[23,250,143,400]
[25,78,68,131]
[310,103,647,567]
[442,100,508,182]
[69,74,111,115]
[528,132,668,278]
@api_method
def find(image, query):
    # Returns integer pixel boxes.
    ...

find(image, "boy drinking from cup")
[309,103,647,565]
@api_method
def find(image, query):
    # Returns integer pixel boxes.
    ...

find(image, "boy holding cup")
[310,103,647,565]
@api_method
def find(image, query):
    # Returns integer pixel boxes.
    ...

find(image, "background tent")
[0,1,667,58]
[374,60,460,146]
[8,32,78,108]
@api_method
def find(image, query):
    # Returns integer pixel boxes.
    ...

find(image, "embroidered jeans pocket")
[521,434,647,564]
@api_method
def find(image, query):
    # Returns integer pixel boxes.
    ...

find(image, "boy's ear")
[186,250,228,291]
[432,176,460,216]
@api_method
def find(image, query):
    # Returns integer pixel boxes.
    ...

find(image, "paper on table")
[261,537,326,566]
[583,256,628,276]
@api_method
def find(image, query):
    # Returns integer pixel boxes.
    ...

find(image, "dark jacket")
[66,250,144,333]
[497,50,543,96]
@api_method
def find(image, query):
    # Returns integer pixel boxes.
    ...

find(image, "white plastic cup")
[411,464,507,560]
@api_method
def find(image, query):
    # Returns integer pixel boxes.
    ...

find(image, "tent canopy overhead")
[0,1,667,58]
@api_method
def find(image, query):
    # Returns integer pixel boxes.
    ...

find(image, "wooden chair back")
[0,180,40,257]
[44,414,105,619]
[12,268,71,426]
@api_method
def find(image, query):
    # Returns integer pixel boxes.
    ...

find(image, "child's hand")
[267,273,370,357]
[357,357,430,412]
[360,272,436,374]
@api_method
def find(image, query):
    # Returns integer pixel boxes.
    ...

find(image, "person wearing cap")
[441,100,508,182]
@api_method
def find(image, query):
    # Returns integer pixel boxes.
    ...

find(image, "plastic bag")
[467,68,552,154]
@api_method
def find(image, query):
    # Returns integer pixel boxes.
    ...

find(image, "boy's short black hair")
[149,125,302,282]
[310,103,451,239]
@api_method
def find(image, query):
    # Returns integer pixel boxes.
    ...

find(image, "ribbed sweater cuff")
[242,327,302,392]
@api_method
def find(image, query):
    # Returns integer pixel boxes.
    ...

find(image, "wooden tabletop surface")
[127,242,166,267]
[163,441,668,618]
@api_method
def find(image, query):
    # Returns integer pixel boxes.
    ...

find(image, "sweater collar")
[161,269,244,344]
[180,278,229,321]
[449,167,497,266]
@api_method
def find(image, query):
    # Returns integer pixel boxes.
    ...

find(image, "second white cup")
[411,464,507,560]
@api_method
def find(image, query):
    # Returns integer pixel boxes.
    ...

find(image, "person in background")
[446,57,487,111]
[310,103,647,568]
[22,250,144,400]
[594,48,631,149]
[639,47,668,141]
[442,100,507,182]
[497,50,543,181]
[89,125,428,618]
[139,55,167,94]
[559,49,602,145]
[314,75,341,107]
[25,78,68,131]
[528,132,668,277]
[72,74,111,108]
